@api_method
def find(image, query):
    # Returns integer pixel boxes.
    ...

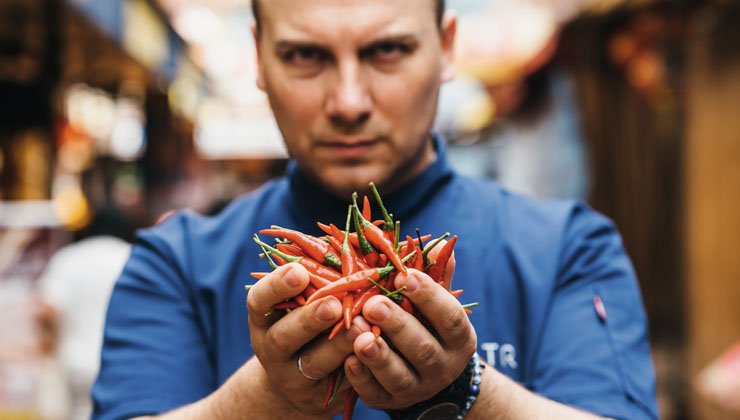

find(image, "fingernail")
[368,301,391,323]
[348,359,364,376]
[285,266,302,288]
[361,340,379,358]
[398,271,419,292]
[316,299,341,321]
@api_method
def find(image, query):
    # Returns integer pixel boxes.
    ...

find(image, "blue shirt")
[93,136,658,420]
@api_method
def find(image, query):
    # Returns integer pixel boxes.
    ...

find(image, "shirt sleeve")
[530,204,659,420]
[92,215,214,420]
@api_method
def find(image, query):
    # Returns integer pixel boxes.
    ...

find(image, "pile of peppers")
[249,182,474,420]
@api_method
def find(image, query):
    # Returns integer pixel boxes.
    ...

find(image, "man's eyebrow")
[273,34,420,52]
[274,40,329,51]
[362,34,419,47]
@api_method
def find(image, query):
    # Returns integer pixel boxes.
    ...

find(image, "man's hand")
[245,263,369,416]
[343,267,477,410]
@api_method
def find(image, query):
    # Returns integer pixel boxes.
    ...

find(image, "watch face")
[417,402,460,419]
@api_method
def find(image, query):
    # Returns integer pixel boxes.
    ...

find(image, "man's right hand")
[240,263,367,417]
[135,263,367,420]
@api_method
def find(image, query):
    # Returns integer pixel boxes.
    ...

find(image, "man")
[92,1,658,419]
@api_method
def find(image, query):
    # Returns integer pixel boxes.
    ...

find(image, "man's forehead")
[259,0,436,42]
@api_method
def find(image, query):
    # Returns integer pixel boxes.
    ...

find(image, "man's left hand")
[344,268,477,409]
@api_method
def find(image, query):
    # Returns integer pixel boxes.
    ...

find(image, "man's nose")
[325,61,372,129]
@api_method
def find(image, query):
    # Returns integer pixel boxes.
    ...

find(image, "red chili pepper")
[450,289,464,298]
[260,228,343,270]
[351,286,381,317]
[326,223,361,250]
[413,245,424,271]
[342,294,354,329]
[270,253,342,284]
[352,204,381,267]
[427,235,457,284]
[344,388,359,420]
[400,297,414,315]
[362,195,371,221]
[328,319,344,341]
[250,272,269,280]
[308,272,332,288]
[323,370,339,409]
[330,225,368,271]
[371,325,381,338]
[421,232,450,266]
[254,236,342,281]
[295,294,307,306]
[273,301,300,310]
[353,193,406,274]
[401,235,414,259]
[317,222,333,237]
[304,284,318,298]
[326,235,343,257]
[306,266,396,305]
[275,243,307,258]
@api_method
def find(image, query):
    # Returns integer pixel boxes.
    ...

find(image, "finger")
[394,270,476,353]
[352,331,421,400]
[297,316,371,381]
[262,295,342,362]
[247,263,310,329]
[361,295,447,376]
[344,354,391,408]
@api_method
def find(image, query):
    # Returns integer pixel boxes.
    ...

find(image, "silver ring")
[297,353,321,381]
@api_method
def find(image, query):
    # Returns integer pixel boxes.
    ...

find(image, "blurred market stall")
[1,0,740,419]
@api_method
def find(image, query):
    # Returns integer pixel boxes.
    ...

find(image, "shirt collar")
[286,133,455,232]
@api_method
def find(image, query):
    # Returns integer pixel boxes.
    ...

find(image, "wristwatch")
[386,353,484,420]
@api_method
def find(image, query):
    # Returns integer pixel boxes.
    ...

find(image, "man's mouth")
[319,138,380,159]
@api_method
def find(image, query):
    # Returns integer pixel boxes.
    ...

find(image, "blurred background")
[0,0,739,419]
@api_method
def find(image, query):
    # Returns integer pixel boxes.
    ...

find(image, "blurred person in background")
[37,205,132,420]
[92,1,657,419]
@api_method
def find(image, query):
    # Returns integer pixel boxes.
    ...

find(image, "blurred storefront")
[1,0,739,419]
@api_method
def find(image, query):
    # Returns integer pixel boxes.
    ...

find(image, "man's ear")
[439,10,457,83]
[250,22,265,91]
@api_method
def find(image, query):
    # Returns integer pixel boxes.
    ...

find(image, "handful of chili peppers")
[248,182,476,420]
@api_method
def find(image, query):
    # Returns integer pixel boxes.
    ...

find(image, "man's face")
[254,0,456,197]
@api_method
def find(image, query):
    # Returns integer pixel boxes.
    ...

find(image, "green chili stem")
[461,302,480,309]
[352,193,375,255]
[253,235,299,264]
[343,205,352,250]
[328,369,346,406]
[256,241,279,269]
[369,182,394,231]
[422,232,451,260]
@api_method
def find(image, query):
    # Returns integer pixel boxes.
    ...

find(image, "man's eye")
[284,47,327,64]
[366,42,409,61]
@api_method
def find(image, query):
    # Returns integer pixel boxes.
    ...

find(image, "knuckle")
[441,307,467,332]
[246,289,262,314]
[393,374,417,397]
[265,327,292,355]
[361,389,386,407]
[413,287,435,307]
[386,318,406,336]
[415,340,438,367]
[302,308,324,333]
